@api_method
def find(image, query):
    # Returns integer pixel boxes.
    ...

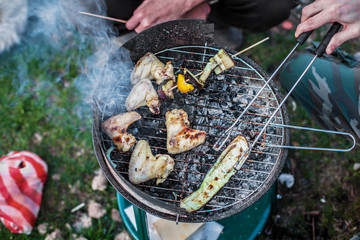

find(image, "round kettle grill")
[92,19,290,223]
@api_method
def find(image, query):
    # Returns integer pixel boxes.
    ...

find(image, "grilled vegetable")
[184,68,204,89]
[160,79,175,99]
[180,135,249,212]
[177,73,194,93]
[210,57,225,75]
[199,49,235,83]
[212,49,235,75]
[199,61,217,84]
[157,89,167,100]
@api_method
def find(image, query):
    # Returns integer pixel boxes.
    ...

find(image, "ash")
[98,45,287,216]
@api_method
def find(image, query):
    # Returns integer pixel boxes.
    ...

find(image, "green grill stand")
[116,185,276,240]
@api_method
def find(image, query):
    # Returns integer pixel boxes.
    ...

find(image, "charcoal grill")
[92,19,290,222]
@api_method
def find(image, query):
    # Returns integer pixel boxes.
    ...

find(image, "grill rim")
[91,19,290,222]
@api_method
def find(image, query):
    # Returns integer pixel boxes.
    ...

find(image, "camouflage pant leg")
[279,48,360,145]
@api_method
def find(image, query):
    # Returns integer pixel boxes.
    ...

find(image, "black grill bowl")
[92,19,290,222]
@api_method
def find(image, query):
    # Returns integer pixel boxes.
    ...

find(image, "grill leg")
[133,206,149,240]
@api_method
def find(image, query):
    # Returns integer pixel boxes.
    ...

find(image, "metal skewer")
[213,30,313,151]
[215,22,345,171]
[211,23,347,170]
[233,55,317,170]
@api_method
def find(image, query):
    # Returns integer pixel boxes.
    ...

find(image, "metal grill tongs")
[213,22,357,170]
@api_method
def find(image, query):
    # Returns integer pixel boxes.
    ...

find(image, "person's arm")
[126,0,210,33]
[295,0,360,54]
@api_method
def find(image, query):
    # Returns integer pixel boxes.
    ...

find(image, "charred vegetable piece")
[212,49,235,75]
[211,55,226,75]
[211,54,223,65]
[177,73,194,93]
[199,61,217,84]
[180,135,249,212]
[218,49,235,68]
[161,79,175,99]
[157,89,167,100]
[184,68,204,89]
[213,65,222,75]
[199,49,235,83]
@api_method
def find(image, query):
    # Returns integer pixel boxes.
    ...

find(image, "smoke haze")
[8,0,134,118]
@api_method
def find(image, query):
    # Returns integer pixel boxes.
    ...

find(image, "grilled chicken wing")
[101,112,141,152]
[129,140,175,185]
[165,109,206,154]
[125,79,160,115]
[131,52,175,85]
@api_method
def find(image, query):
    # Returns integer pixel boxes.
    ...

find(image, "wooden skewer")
[168,37,270,92]
[232,37,269,57]
[78,11,127,23]
[195,37,269,77]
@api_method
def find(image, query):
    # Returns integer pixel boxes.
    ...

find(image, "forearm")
[183,0,208,14]
[126,0,210,32]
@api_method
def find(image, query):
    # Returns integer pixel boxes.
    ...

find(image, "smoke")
[27,0,113,40]
[0,0,28,52]
[7,0,134,118]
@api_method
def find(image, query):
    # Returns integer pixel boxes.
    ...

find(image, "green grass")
[0,34,122,239]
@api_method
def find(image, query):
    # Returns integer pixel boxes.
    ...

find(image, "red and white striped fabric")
[0,151,47,234]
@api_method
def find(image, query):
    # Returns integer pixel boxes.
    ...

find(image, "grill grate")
[98,45,287,216]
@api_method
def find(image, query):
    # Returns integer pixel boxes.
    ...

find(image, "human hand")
[126,0,210,33]
[295,0,360,54]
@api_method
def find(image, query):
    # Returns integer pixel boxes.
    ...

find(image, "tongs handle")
[296,30,313,45]
[232,22,346,170]
[315,22,342,57]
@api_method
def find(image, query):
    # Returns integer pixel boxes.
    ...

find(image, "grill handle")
[266,123,356,152]
[315,22,343,57]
